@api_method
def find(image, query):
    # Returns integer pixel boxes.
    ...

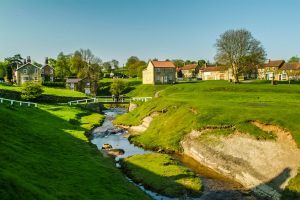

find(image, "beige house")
[258,60,285,80]
[181,64,201,78]
[41,57,54,82]
[279,62,300,81]
[143,61,176,84]
[202,65,231,80]
[16,57,42,85]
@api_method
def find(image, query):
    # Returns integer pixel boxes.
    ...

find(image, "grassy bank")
[0,84,86,97]
[121,153,202,197]
[115,81,300,151]
[0,103,150,200]
[115,80,300,198]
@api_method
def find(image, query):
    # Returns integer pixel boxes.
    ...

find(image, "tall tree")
[215,29,266,83]
[55,52,71,79]
[125,56,146,77]
[288,55,300,63]
[0,61,9,79]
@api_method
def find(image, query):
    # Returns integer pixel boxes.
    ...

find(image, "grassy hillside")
[115,81,300,150]
[0,84,86,97]
[0,104,150,200]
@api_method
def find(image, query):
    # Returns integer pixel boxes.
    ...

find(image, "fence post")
[28,102,30,107]
[11,100,13,105]
[0,98,3,103]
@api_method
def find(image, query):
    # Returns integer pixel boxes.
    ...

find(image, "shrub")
[110,79,127,96]
[21,82,44,100]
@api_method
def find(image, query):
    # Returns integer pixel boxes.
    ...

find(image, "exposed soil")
[181,122,300,199]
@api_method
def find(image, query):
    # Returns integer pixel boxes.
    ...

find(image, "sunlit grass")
[122,153,202,197]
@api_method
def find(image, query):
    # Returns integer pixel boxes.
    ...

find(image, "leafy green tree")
[0,61,9,79]
[197,60,206,67]
[125,56,146,77]
[21,82,44,100]
[103,62,112,73]
[215,29,266,83]
[55,52,71,79]
[110,79,127,97]
[70,51,84,76]
[172,59,185,68]
[288,56,300,63]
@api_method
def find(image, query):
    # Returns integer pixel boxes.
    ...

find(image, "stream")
[91,108,259,200]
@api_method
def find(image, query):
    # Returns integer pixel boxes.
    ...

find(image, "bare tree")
[215,29,266,83]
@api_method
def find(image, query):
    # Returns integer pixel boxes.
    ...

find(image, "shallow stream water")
[91,108,259,200]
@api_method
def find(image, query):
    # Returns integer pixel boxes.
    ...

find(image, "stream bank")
[91,108,260,200]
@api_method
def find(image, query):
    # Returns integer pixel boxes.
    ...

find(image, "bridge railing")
[0,97,38,107]
[131,97,152,102]
[68,98,97,106]
[68,96,152,105]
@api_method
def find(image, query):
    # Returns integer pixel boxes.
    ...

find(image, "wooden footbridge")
[68,96,152,106]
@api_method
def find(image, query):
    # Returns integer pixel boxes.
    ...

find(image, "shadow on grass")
[0,105,149,200]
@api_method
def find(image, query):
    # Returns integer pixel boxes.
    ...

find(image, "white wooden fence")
[0,98,38,107]
[68,98,97,106]
[131,97,152,102]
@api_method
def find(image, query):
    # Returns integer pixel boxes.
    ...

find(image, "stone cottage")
[16,56,41,85]
[143,61,176,84]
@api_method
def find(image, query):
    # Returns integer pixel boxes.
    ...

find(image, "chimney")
[27,56,31,63]
[23,59,26,64]
[45,57,49,65]
[269,59,271,63]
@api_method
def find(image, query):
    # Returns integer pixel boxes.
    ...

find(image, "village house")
[258,59,285,80]
[279,62,300,81]
[181,64,201,78]
[201,64,231,80]
[66,77,93,95]
[40,57,54,82]
[143,61,176,84]
[16,56,42,85]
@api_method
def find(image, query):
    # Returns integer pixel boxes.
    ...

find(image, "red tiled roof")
[151,61,175,68]
[182,64,198,70]
[281,62,300,70]
[202,65,227,72]
[263,60,285,68]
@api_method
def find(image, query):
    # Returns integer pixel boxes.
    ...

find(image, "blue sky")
[0,0,299,65]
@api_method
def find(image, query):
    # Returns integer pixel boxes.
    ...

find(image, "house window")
[281,74,287,80]
[156,75,160,81]
[23,77,29,81]
[155,68,160,73]
[23,69,27,74]
[35,68,38,73]
[34,77,38,81]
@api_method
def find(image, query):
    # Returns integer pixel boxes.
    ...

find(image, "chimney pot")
[27,56,31,63]
[45,57,48,65]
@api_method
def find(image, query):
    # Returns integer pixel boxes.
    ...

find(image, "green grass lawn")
[0,84,86,97]
[121,153,201,197]
[0,103,150,200]
[115,81,300,151]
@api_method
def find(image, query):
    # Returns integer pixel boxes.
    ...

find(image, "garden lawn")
[122,153,201,197]
[0,103,150,200]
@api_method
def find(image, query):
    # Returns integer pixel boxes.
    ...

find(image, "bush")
[21,82,44,100]
[110,79,127,96]
[42,81,65,88]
